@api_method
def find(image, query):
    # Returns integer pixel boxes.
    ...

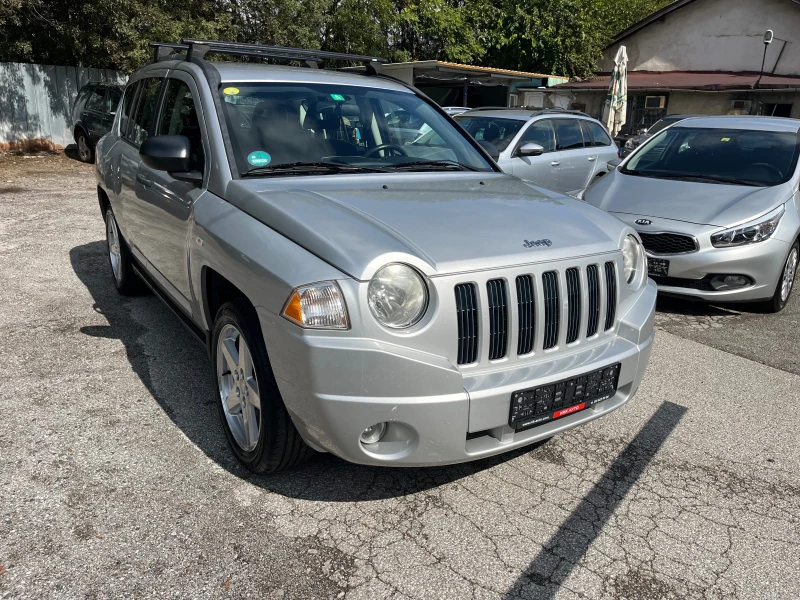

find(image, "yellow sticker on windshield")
[721,137,731,142]
[223,87,240,95]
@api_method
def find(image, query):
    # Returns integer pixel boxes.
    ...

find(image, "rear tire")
[211,298,315,473]
[105,208,144,295]
[76,131,94,163]
[761,241,798,313]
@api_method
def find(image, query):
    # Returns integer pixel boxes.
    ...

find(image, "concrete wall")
[0,62,127,147]
[600,0,800,76]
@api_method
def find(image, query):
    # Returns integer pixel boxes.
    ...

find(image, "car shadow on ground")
[655,294,770,318]
[70,239,542,502]
[63,143,82,162]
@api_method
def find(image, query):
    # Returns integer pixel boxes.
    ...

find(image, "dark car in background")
[71,83,123,162]
[620,114,697,157]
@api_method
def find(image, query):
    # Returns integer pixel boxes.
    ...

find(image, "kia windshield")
[621,126,800,187]
[219,82,495,176]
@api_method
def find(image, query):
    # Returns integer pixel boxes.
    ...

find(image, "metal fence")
[0,62,127,148]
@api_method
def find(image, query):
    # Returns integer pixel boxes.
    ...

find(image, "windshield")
[621,126,800,187]
[219,82,494,176]
[454,116,526,153]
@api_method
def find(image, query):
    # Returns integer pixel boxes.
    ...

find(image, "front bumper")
[647,236,789,302]
[259,280,657,467]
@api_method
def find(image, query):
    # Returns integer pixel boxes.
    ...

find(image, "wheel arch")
[202,266,253,333]
[74,123,89,143]
[97,186,110,219]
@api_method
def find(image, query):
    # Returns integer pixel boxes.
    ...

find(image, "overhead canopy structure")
[377,61,562,108]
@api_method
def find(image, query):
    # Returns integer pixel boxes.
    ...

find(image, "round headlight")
[368,264,428,329]
[622,234,642,285]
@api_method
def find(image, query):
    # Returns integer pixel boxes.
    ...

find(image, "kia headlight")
[622,234,643,286]
[368,263,428,329]
[711,206,785,247]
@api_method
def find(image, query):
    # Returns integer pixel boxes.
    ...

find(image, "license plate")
[509,364,621,431]
[647,257,670,277]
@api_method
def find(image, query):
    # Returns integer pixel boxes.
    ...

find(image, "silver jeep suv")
[95,39,656,473]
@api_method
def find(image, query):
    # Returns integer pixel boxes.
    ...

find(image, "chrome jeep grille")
[486,279,508,360]
[454,259,619,366]
[455,283,479,365]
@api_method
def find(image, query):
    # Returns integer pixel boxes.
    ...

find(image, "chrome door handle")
[588,157,596,161]
[551,161,561,166]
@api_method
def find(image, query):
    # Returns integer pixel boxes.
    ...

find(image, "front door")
[134,74,208,313]
[509,118,559,190]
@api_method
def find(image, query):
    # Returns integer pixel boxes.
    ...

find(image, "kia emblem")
[635,218,652,226]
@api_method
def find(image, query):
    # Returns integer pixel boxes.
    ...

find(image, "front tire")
[76,131,94,163]
[761,241,798,313]
[211,298,314,473]
[105,208,144,295]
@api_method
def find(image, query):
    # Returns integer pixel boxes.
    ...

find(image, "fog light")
[710,275,751,290]
[360,422,387,445]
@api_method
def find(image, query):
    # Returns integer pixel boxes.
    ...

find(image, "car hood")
[584,171,791,227]
[226,173,625,280]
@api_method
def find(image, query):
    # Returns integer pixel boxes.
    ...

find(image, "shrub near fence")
[0,62,127,149]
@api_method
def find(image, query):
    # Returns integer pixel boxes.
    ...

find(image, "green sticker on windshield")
[247,151,271,167]
[330,93,346,102]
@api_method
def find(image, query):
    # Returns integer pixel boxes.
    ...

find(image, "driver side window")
[158,80,205,174]
[518,120,556,153]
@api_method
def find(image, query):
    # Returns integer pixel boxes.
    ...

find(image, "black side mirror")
[515,142,544,157]
[140,135,202,184]
[607,158,622,172]
[477,140,499,161]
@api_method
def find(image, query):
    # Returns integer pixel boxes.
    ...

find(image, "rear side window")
[518,119,556,152]
[554,119,586,150]
[129,78,162,146]
[105,88,122,114]
[85,87,106,112]
[158,80,205,172]
[120,83,139,137]
[581,120,613,147]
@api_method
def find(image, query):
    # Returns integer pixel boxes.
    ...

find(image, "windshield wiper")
[243,161,389,177]
[622,170,762,186]
[384,160,480,172]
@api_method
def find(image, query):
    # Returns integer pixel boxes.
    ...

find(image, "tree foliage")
[0,0,671,75]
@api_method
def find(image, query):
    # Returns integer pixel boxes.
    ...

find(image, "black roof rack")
[149,39,386,74]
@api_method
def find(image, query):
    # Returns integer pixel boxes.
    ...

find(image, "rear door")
[100,87,122,138]
[117,76,165,262]
[552,118,595,193]
[83,86,108,143]
[581,119,617,180]
[508,119,559,190]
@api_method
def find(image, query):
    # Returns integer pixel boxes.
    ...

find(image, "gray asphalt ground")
[1,153,798,599]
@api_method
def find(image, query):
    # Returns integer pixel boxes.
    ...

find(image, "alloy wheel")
[106,213,122,283]
[217,324,262,452]
[781,246,798,303]
[78,135,91,162]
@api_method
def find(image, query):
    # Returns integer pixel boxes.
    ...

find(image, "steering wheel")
[365,144,407,158]
[749,163,783,181]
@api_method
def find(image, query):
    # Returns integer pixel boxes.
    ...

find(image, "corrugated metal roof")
[382,60,558,80]
[552,71,800,91]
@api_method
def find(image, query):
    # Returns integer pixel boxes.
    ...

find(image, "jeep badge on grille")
[523,239,552,248]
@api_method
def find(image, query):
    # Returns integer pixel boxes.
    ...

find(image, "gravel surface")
[1,154,798,599]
